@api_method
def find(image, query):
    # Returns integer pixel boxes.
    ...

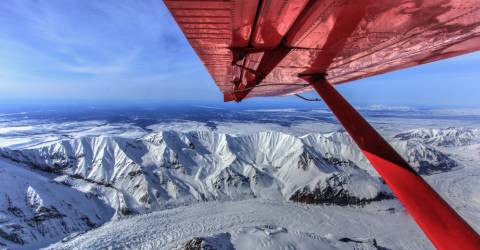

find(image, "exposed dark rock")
[128,169,144,177]
[416,158,457,175]
[119,207,135,216]
[182,233,234,250]
[322,156,355,168]
[29,206,65,223]
[80,217,97,228]
[339,237,364,243]
[386,208,395,213]
[139,193,151,204]
[161,152,183,170]
[0,226,25,245]
[298,151,314,170]
[338,237,392,250]
[213,168,250,190]
[290,175,393,206]
[6,196,24,218]
[184,237,203,250]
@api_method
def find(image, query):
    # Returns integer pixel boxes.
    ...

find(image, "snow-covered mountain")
[394,128,480,147]
[0,132,390,210]
[0,130,462,248]
[0,158,114,250]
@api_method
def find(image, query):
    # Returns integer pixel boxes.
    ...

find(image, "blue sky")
[0,0,479,107]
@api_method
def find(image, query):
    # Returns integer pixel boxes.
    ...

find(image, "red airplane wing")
[164,0,480,102]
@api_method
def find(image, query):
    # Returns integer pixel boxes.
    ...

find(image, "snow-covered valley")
[0,106,479,249]
[46,199,427,250]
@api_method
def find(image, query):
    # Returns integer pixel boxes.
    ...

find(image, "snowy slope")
[0,158,114,249]
[0,129,468,249]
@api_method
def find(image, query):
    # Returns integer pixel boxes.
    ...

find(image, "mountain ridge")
[0,129,463,249]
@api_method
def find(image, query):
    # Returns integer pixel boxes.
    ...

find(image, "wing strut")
[305,75,480,250]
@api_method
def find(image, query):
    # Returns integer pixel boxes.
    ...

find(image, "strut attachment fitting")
[229,47,266,65]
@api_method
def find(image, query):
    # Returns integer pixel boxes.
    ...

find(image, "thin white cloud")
[0,0,191,79]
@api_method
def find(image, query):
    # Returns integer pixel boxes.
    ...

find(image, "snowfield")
[45,199,430,250]
[0,107,479,249]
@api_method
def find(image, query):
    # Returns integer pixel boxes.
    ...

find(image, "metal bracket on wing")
[229,47,268,88]
[232,62,266,79]
[228,41,292,101]
[230,47,266,66]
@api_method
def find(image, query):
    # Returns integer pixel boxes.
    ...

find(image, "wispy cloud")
[0,0,198,81]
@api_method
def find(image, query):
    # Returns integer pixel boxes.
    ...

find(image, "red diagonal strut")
[307,77,480,250]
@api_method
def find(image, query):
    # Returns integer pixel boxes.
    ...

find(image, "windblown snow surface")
[0,107,479,250]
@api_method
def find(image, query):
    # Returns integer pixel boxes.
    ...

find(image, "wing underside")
[164,0,480,101]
